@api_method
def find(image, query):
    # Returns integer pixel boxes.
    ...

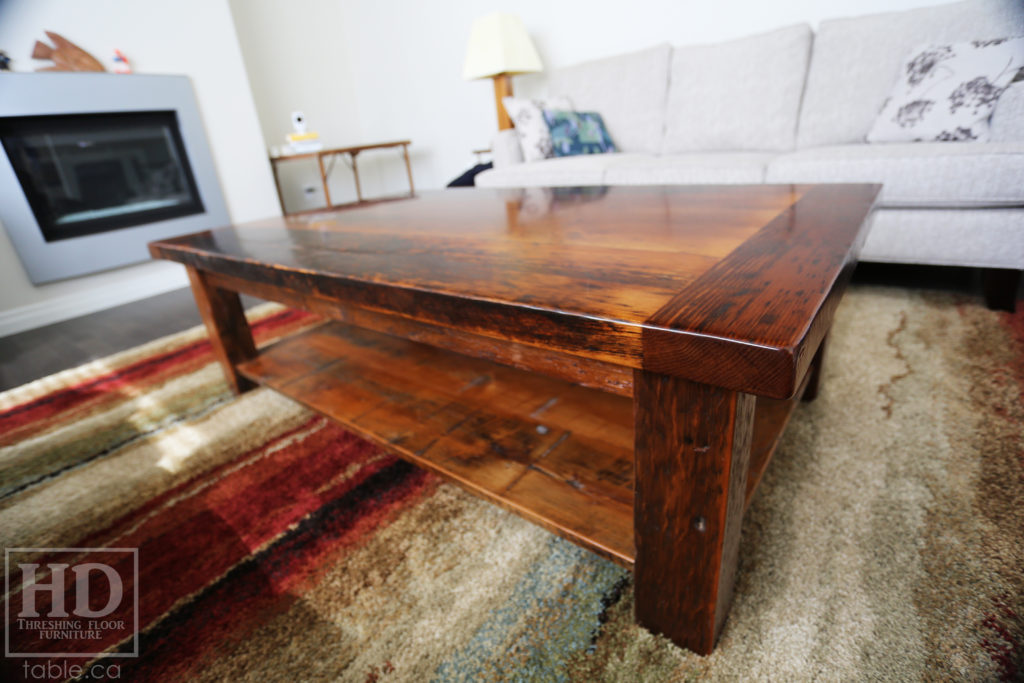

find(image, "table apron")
[203,269,636,397]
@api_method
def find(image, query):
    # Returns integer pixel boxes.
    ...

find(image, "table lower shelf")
[236,320,806,567]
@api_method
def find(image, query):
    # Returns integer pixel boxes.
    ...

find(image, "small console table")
[269,140,414,215]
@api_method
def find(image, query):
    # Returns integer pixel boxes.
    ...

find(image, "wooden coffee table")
[150,184,879,654]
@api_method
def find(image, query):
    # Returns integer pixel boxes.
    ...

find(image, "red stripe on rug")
[3,456,435,682]
[5,418,386,652]
[0,309,317,435]
[71,416,328,551]
[121,460,435,683]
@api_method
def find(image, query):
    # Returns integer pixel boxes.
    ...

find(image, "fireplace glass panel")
[0,110,204,242]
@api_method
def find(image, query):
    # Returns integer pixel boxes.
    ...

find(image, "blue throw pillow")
[542,109,616,156]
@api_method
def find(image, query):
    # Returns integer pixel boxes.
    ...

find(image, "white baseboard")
[0,269,190,338]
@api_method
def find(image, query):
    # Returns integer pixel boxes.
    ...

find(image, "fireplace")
[0,73,228,284]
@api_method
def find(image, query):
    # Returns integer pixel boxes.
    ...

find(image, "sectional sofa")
[475,0,1024,308]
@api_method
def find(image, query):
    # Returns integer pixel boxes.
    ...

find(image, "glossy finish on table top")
[151,184,879,397]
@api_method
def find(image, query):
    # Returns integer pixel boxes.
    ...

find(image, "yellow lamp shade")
[462,13,543,80]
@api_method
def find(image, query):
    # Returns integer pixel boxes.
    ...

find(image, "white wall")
[0,0,279,336]
[232,0,950,199]
[0,0,954,334]
[229,0,368,212]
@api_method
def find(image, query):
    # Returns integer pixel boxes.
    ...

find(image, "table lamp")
[462,13,543,130]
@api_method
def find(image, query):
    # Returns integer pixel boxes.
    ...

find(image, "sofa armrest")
[992,81,1024,143]
[492,129,524,168]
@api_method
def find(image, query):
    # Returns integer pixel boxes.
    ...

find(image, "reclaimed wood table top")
[152,183,880,654]
[150,184,879,399]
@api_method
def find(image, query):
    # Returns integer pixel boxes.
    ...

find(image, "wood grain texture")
[153,185,880,654]
[151,185,877,389]
[801,333,827,403]
[201,270,635,396]
[633,371,755,656]
[642,184,879,398]
[236,321,637,565]
[185,266,257,394]
[746,366,813,510]
[233,316,811,572]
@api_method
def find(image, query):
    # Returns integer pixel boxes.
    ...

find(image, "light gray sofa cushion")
[662,24,812,153]
[766,142,1024,207]
[796,0,1024,148]
[865,37,1024,143]
[491,129,524,168]
[546,45,671,155]
[604,152,773,184]
[502,95,574,162]
[860,208,1024,269]
[474,153,648,188]
[475,152,774,187]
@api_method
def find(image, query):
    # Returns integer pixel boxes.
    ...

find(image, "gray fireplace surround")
[0,73,228,284]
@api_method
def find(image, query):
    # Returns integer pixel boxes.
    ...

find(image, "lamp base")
[492,73,514,130]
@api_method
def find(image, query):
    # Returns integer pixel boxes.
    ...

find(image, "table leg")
[186,266,257,395]
[269,159,288,216]
[316,153,333,208]
[350,151,363,202]
[801,334,828,402]
[402,143,415,196]
[633,370,755,655]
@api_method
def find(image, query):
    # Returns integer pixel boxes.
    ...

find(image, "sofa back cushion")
[991,81,1024,142]
[545,44,671,154]
[797,0,1024,148]
[662,24,813,153]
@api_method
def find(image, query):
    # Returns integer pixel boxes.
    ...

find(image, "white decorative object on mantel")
[502,95,572,162]
[867,37,1024,143]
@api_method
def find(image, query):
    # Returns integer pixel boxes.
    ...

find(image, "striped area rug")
[1,288,1022,681]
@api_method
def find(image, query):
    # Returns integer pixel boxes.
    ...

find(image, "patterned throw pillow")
[867,37,1024,143]
[542,110,617,156]
[502,96,573,163]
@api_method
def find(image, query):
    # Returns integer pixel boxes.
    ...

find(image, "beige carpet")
[1,286,1021,681]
